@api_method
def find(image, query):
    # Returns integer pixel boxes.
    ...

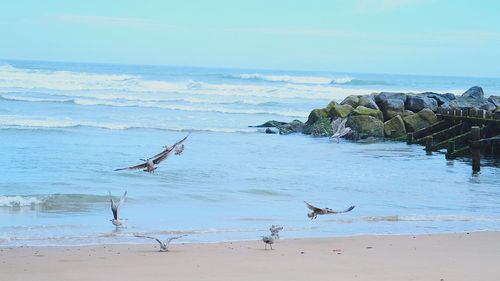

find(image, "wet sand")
[1,231,499,281]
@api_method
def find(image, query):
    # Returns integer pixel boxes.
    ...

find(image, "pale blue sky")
[1,0,499,77]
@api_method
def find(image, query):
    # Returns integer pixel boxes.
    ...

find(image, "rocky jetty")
[254,86,499,140]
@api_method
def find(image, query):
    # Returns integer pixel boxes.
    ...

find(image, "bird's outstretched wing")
[340,205,355,213]
[109,191,118,220]
[118,191,127,209]
[166,234,188,244]
[326,205,355,214]
[134,235,164,246]
[304,201,322,212]
[114,163,147,171]
[153,134,190,165]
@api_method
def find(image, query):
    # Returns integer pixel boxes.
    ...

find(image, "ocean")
[0,60,499,246]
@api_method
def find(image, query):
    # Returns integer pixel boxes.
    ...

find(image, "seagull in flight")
[134,234,188,252]
[115,134,189,173]
[304,201,355,220]
[262,225,283,250]
[109,191,127,226]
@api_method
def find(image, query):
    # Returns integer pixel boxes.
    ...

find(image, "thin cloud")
[352,0,431,14]
[52,14,180,31]
[223,27,364,38]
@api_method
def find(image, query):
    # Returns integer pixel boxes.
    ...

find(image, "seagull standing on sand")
[262,225,283,250]
[114,134,189,173]
[304,201,355,220]
[134,234,188,252]
[109,191,127,226]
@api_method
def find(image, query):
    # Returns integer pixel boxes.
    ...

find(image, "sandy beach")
[1,231,499,281]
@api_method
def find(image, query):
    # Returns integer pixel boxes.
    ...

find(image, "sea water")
[0,60,499,246]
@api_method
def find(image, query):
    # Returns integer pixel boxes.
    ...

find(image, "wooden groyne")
[407,108,500,172]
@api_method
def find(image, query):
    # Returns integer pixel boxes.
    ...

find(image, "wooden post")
[471,126,481,173]
[446,141,455,159]
[425,136,433,154]
[407,132,414,144]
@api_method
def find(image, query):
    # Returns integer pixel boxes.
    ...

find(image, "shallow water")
[0,61,499,246]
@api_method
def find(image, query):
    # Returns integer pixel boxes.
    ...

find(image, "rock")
[403,109,438,132]
[306,108,328,125]
[265,128,278,134]
[417,108,438,123]
[422,92,452,106]
[439,102,452,110]
[384,115,406,138]
[347,115,384,138]
[444,93,456,101]
[461,86,484,99]
[303,117,333,137]
[327,102,354,119]
[375,92,407,103]
[449,97,493,111]
[340,95,360,108]
[252,120,287,127]
[379,98,405,120]
[488,96,500,107]
[351,106,384,121]
[405,95,438,112]
[278,120,305,135]
[480,102,497,111]
[401,110,415,118]
[358,95,379,110]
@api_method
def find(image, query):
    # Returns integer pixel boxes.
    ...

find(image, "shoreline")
[2,231,499,281]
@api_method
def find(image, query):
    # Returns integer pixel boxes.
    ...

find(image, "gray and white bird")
[262,234,277,250]
[304,201,355,220]
[109,191,127,226]
[115,134,189,173]
[134,234,188,252]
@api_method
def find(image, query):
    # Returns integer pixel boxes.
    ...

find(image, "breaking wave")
[227,73,354,85]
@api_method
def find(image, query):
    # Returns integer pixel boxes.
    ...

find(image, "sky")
[1,0,499,77]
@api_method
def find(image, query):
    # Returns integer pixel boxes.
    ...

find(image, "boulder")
[487,96,500,107]
[340,95,360,108]
[327,102,354,119]
[444,93,456,101]
[265,128,278,134]
[422,92,452,106]
[401,110,415,118]
[449,97,493,111]
[379,98,405,120]
[405,95,438,112]
[278,120,305,135]
[252,120,287,127]
[303,117,333,137]
[358,95,379,110]
[480,102,497,111]
[306,108,328,125]
[375,92,407,103]
[403,109,438,132]
[347,115,384,138]
[384,115,406,138]
[351,106,384,121]
[461,86,484,99]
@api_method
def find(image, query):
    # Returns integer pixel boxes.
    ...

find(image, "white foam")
[0,196,43,207]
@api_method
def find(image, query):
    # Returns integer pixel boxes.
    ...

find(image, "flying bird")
[304,201,355,220]
[269,225,283,237]
[109,191,127,226]
[331,118,352,143]
[115,134,189,173]
[134,234,188,252]
[262,225,283,250]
